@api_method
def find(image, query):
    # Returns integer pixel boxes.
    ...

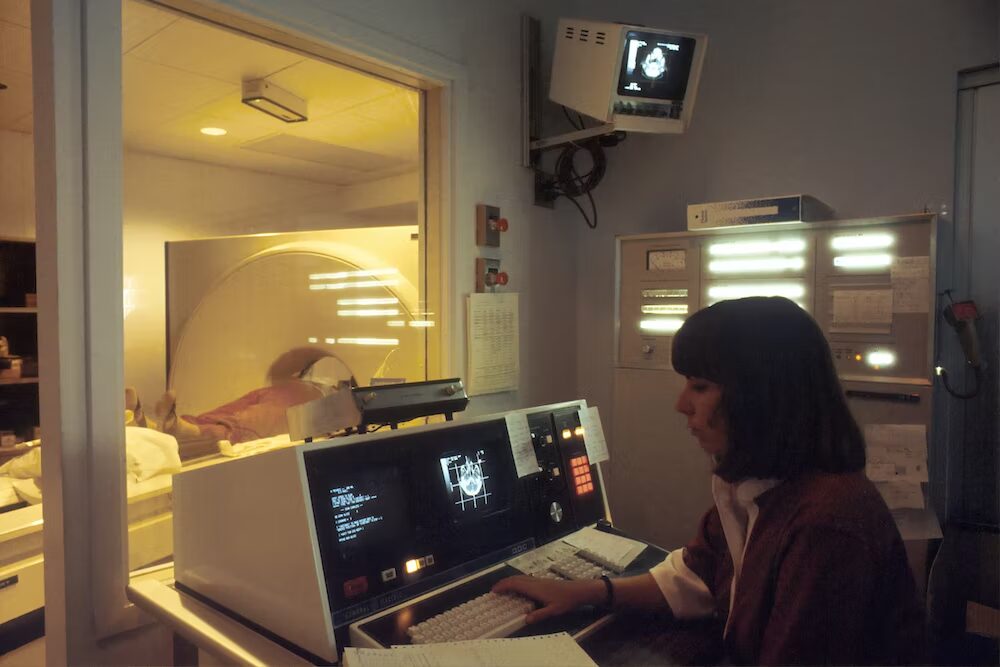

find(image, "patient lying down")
[128,347,357,449]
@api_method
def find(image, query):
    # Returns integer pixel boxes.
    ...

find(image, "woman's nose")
[675,390,692,415]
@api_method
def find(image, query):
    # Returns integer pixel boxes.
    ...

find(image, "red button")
[496,272,509,285]
[496,217,509,232]
[343,576,368,598]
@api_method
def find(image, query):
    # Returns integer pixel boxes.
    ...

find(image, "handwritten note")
[891,256,930,313]
[832,289,893,325]
[505,412,540,478]
[577,406,609,464]
[875,481,925,509]
[467,293,519,396]
[865,424,928,483]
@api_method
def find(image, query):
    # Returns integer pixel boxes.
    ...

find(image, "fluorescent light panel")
[707,283,806,300]
[833,254,892,269]
[708,257,805,273]
[865,350,896,367]
[639,317,685,333]
[309,268,399,281]
[337,297,399,306]
[641,288,688,299]
[830,233,894,250]
[338,337,399,346]
[310,279,399,291]
[641,304,689,315]
[337,309,400,317]
[707,238,806,256]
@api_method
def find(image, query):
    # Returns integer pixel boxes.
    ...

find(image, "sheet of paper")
[875,481,925,509]
[562,526,647,572]
[966,601,1000,639]
[832,289,893,325]
[865,424,928,483]
[505,412,540,478]
[341,633,598,667]
[577,406,609,464]
[891,256,930,313]
[466,293,519,396]
[890,507,942,540]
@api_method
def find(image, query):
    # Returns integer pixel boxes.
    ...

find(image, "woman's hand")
[492,575,605,624]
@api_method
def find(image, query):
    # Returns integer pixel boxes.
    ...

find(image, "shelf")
[0,307,37,314]
[0,378,39,386]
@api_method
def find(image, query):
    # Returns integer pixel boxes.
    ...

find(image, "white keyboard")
[406,592,535,644]
[549,553,609,580]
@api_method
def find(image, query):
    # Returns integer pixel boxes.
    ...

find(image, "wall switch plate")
[476,204,502,247]
[475,257,502,293]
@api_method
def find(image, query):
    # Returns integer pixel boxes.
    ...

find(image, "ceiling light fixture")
[200,127,227,136]
[241,79,308,123]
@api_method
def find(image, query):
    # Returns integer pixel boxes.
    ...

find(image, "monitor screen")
[439,446,508,522]
[328,466,408,559]
[617,30,697,101]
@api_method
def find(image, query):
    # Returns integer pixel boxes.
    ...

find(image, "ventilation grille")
[564,24,605,45]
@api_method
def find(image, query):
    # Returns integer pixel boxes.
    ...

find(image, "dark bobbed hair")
[671,297,865,482]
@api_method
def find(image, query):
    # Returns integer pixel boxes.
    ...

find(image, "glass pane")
[120,0,426,572]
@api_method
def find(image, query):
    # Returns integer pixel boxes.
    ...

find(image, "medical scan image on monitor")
[329,466,407,558]
[617,30,697,100]
[439,448,507,521]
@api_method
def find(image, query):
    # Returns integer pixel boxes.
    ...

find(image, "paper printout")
[891,256,930,313]
[466,293,519,395]
[865,424,928,483]
[578,405,610,464]
[832,289,893,325]
[562,527,647,571]
[504,412,540,478]
[507,540,579,575]
[875,481,925,509]
[342,633,598,667]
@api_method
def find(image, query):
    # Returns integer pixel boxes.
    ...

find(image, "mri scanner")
[0,226,427,646]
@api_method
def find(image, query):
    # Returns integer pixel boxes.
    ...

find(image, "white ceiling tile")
[266,59,402,116]
[122,58,236,139]
[122,0,179,54]
[128,16,304,84]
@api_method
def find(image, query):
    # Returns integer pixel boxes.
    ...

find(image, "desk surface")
[130,566,723,666]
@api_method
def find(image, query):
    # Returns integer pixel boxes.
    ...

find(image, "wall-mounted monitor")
[550,18,707,134]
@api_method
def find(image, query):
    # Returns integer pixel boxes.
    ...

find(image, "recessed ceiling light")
[200,127,227,136]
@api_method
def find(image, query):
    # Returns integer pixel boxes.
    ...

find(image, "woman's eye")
[691,383,708,392]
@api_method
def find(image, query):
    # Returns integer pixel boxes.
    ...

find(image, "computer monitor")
[549,18,707,133]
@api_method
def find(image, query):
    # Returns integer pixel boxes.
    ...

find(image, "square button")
[381,568,397,582]
[425,554,435,566]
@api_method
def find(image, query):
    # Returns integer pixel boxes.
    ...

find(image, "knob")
[496,272,509,286]
[549,501,564,523]
[444,384,460,396]
[490,217,509,232]
[641,344,655,354]
[363,392,377,403]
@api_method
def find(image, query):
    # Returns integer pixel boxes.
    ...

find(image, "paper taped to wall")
[467,292,519,395]
[864,424,928,483]
[891,256,930,313]
[578,406,609,464]
[832,289,893,325]
[505,412,540,478]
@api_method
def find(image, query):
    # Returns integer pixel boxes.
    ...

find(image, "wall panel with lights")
[611,214,938,551]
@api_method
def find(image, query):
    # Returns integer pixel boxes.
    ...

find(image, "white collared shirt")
[649,475,780,625]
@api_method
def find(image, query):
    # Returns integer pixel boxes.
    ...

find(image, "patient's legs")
[155,381,322,444]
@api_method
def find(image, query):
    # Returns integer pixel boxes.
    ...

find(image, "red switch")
[490,217,509,233]
[496,272,509,286]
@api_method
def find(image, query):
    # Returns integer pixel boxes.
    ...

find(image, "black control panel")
[302,405,606,630]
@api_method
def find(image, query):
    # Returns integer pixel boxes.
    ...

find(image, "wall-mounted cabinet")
[0,238,39,450]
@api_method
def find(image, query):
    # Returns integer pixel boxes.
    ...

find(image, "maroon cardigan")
[681,472,927,665]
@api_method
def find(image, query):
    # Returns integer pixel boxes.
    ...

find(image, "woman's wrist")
[576,578,609,607]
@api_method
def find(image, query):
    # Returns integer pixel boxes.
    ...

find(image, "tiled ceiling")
[0,0,419,185]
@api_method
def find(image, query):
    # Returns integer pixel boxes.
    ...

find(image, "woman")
[494,297,927,665]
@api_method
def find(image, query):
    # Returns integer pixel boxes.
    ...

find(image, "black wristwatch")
[599,574,615,611]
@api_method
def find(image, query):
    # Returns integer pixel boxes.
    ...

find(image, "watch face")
[646,249,686,272]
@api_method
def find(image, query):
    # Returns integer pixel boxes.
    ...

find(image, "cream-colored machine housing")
[612,214,938,550]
